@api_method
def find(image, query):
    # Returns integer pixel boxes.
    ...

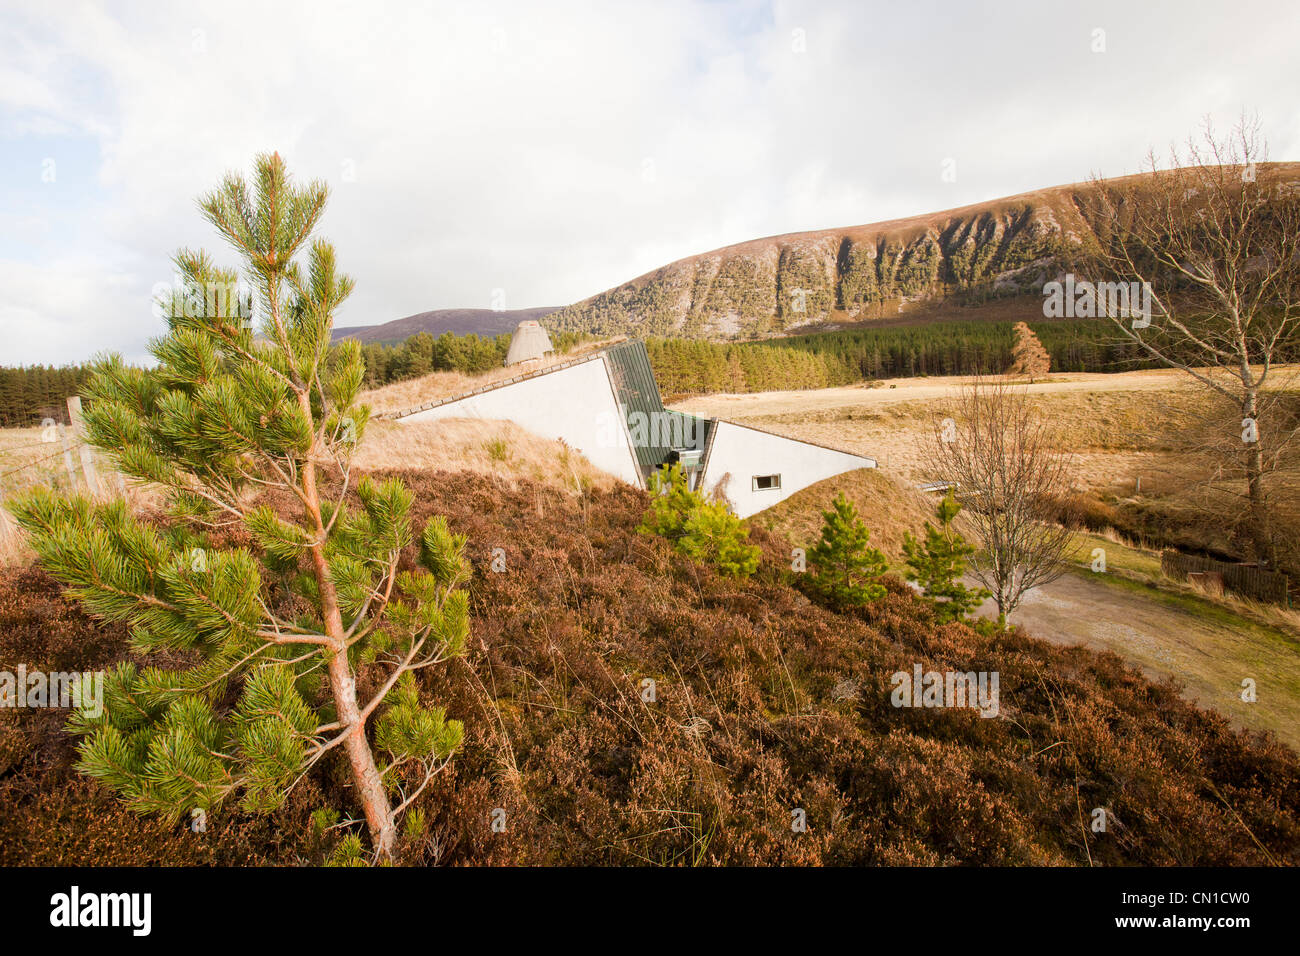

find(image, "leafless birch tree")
[925,378,1075,623]
[1073,115,1300,568]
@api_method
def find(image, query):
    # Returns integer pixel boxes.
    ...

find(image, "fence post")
[67,396,101,497]
[57,421,78,490]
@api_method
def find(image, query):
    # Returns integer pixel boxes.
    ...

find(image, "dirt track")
[981,571,1300,749]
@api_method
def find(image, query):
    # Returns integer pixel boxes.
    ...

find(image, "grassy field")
[0,427,93,567]
[672,367,1296,494]
[0,426,82,492]
[1041,532,1300,749]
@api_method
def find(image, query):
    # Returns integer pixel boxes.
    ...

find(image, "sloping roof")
[603,340,711,472]
[705,418,877,465]
[504,320,554,365]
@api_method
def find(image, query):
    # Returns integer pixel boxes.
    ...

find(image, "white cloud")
[2,0,1299,363]
[0,257,155,364]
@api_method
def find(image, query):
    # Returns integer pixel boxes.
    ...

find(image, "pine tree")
[803,492,888,609]
[1009,321,1051,381]
[639,464,759,577]
[902,493,991,623]
[680,500,761,577]
[9,153,465,861]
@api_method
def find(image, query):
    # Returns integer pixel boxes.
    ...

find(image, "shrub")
[3,472,1298,867]
[639,464,759,577]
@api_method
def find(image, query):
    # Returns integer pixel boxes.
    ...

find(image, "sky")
[2,0,1299,365]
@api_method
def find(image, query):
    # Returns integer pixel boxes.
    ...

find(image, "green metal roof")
[603,340,711,473]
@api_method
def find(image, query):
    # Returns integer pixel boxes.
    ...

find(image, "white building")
[386,338,875,518]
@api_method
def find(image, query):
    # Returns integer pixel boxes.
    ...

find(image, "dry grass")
[1066,528,1300,639]
[0,508,32,569]
[0,418,614,569]
[1,425,127,569]
[0,426,80,494]
[360,337,626,416]
[693,367,1299,567]
[1196,584,1300,635]
[673,376,1256,496]
[351,418,619,494]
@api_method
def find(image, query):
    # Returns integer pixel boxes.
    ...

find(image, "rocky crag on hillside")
[547,187,1089,340]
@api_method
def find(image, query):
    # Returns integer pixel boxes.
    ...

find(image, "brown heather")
[1,470,1296,865]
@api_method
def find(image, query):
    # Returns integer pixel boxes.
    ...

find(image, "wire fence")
[1,437,67,454]
[0,444,79,482]
[1,398,126,507]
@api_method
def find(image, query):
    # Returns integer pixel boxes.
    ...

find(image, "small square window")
[752,474,781,491]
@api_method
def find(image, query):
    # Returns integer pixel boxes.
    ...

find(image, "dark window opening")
[752,474,781,491]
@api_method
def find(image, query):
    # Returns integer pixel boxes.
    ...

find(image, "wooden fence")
[1161,550,1292,606]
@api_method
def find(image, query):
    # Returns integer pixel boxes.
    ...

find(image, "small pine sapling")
[10,153,465,861]
[803,492,888,609]
[902,492,991,622]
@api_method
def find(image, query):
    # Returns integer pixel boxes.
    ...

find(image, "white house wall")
[397,359,644,487]
[702,421,876,519]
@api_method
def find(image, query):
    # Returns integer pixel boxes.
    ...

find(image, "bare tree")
[925,377,1075,623]
[1074,115,1300,568]
[1139,385,1300,568]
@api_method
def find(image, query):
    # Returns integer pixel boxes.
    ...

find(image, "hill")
[333,306,561,344]
[751,468,944,565]
[1,470,1295,865]
[547,164,1300,341]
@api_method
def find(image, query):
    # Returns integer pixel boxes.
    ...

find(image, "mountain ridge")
[544,163,1300,340]
[337,164,1300,346]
